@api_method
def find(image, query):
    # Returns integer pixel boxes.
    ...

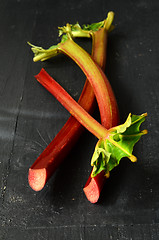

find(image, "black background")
[0,0,159,239]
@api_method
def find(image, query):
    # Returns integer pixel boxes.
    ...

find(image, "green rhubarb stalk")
[28,12,117,129]
[36,68,147,178]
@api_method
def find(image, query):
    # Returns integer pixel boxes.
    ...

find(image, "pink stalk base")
[29,168,46,191]
[83,170,106,203]
[28,115,87,191]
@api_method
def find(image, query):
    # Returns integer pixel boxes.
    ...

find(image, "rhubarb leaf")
[91,113,147,177]
[58,21,105,39]
[82,21,104,31]
[59,23,91,39]
[58,11,115,39]
[91,139,111,176]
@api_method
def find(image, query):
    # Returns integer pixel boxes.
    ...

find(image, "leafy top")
[82,21,105,31]
[91,113,147,177]
[27,42,60,62]
[28,11,115,62]
[58,11,115,39]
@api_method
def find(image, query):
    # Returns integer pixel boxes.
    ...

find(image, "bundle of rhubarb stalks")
[28,12,147,203]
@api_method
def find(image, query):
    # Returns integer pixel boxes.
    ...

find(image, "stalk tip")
[104,11,115,31]
[142,129,148,135]
[28,168,47,191]
[142,112,148,117]
[129,155,137,162]
[83,178,100,203]
[83,171,106,203]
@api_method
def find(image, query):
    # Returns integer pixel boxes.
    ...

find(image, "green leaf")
[91,113,147,177]
[58,23,91,38]
[82,21,104,31]
[91,139,111,176]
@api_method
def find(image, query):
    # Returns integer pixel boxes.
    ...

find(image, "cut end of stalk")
[83,178,100,203]
[28,168,47,191]
[83,171,106,203]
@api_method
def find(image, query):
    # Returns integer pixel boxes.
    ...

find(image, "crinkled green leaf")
[58,12,114,39]
[116,113,132,133]
[58,21,104,37]
[91,139,111,176]
[58,23,91,39]
[91,113,147,177]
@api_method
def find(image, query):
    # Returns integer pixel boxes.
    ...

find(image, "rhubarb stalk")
[58,13,119,202]
[28,13,115,192]
[28,12,118,129]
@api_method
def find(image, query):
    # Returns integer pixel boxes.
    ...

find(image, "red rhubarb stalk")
[28,13,115,192]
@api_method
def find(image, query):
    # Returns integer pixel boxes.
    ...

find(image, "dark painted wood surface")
[0,0,159,239]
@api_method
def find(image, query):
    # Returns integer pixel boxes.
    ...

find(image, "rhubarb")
[28,13,116,192]
[58,13,119,202]
[35,68,147,184]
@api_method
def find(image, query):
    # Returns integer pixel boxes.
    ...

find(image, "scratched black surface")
[0,0,159,239]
